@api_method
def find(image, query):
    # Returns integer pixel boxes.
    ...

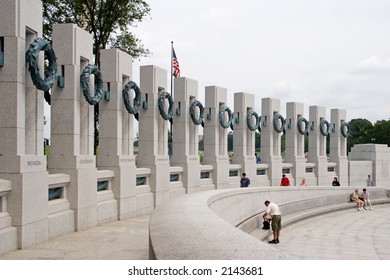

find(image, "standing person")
[240,173,250,188]
[360,188,373,210]
[262,200,282,244]
[332,177,340,186]
[280,174,290,186]
[367,175,375,187]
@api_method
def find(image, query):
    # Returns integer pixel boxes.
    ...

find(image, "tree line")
[347,118,390,153]
[212,118,390,155]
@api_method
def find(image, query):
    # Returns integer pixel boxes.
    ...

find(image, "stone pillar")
[232,92,256,182]
[0,0,49,248]
[308,106,328,185]
[285,102,306,185]
[260,98,283,186]
[203,86,230,189]
[329,109,349,186]
[171,77,201,193]
[138,65,170,206]
[49,24,97,231]
[98,48,136,219]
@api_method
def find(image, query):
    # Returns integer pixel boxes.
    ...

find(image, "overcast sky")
[131,0,390,123]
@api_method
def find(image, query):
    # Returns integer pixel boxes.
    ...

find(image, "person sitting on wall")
[351,189,365,211]
[332,177,340,186]
[280,174,290,186]
[300,178,308,186]
[359,188,373,210]
[255,153,261,164]
[240,173,250,188]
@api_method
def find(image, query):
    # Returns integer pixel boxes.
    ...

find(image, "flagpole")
[171,41,174,100]
[169,41,174,157]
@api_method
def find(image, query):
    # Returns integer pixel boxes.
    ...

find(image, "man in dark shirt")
[240,173,250,188]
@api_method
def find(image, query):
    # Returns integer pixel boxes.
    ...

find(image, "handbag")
[262,218,270,230]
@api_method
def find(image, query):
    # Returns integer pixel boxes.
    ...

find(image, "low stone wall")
[149,186,390,260]
[0,179,17,255]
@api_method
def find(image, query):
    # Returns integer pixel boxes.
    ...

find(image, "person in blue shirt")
[255,153,261,164]
[240,173,250,188]
[367,175,375,186]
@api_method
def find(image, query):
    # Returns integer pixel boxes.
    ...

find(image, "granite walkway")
[0,215,150,260]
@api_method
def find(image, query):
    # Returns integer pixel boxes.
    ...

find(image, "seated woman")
[350,189,365,211]
[300,178,308,186]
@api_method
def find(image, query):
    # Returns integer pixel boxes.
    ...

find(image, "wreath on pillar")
[340,121,350,138]
[189,100,205,125]
[297,117,309,135]
[25,37,57,92]
[247,111,260,131]
[80,64,104,105]
[273,113,286,133]
[219,105,233,129]
[320,119,330,136]
[158,91,174,120]
[122,81,141,115]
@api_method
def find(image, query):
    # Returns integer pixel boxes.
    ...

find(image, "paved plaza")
[0,215,150,260]
[273,204,390,260]
[0,205,389,260]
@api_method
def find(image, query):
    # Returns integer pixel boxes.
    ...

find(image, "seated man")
[359,188,373,210]
[351,189,365,211]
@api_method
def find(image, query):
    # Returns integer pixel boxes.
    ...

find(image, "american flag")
[172,47,180,78]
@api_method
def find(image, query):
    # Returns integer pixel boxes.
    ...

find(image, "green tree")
[304,134,308,153]
[370,119,390,146]
[198,139,204,151]
[42,0,151,65]
[327,133,330,155]
[281,133,285,155]
[228,132,233,152]
[347,118,374,152]
[42,0,151,155]
[255,132,261,153]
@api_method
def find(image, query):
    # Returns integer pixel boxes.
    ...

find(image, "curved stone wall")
[149,187,390,260]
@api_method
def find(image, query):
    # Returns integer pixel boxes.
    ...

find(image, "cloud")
[270,79,300,100]
[324,55,390,121]
[352,55,390,76]
[132,0,390,124]
[333,55,390,88]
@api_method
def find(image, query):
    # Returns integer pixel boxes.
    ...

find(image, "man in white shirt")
[262,200,282,244]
